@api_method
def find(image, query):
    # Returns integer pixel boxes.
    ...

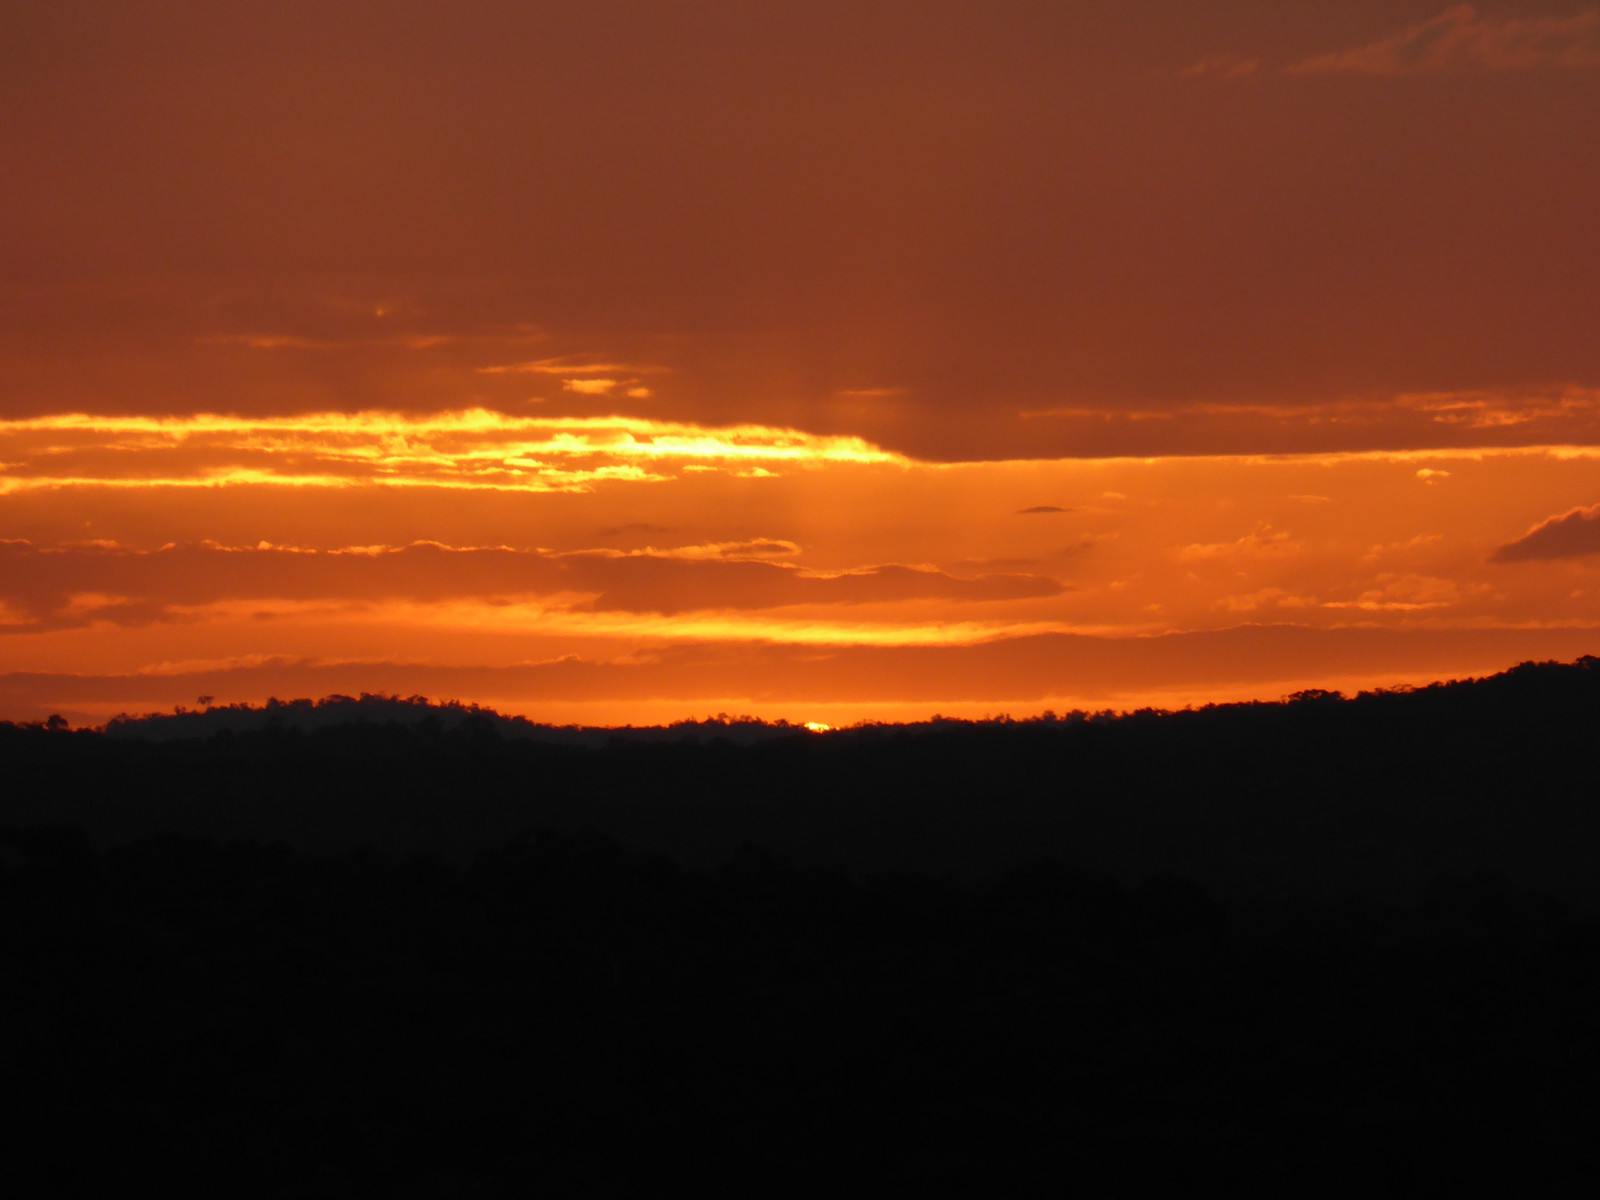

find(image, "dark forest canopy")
[8,655,1600,900]
[92,691,811,747]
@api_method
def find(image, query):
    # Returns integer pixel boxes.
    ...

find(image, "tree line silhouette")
[6,658,1600,1192]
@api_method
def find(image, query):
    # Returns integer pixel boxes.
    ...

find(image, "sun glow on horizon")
[7,418,1600,733]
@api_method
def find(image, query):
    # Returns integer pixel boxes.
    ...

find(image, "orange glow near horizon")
[6,407,1600,726]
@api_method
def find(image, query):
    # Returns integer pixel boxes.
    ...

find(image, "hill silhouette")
[98,692,815,747]
[10,654,1600,897]
[6,657,1600,1193]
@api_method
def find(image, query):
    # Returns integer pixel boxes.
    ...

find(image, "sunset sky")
[6,1,1600,727]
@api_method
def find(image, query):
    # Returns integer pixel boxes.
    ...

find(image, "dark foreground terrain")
[6,660,1600,1194]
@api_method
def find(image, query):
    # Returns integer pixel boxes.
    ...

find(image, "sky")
[5,1,1600,726]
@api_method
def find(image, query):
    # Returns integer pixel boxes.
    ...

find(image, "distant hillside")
[100,692,812,747]
[88,651,1600,747]
[8,655,1600,899]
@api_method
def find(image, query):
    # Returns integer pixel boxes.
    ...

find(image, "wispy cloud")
[1289,5,1600,76]
[0,538,1063,633]
[1181,7,1600,81]
[203,329,546,351]
[1018,387,1600,456]
[1322,573,1473,612]
[1177,525,1302,563]
[1177,54,1260,80]
[476,356,670,376]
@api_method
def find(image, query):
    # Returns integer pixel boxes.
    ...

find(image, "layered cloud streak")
[0,539,1061,634]
[0,410,901,495]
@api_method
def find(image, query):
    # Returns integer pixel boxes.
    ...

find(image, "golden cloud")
[0,409,906,495]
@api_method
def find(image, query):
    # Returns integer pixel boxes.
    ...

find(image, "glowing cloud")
[476,357,670,376]
[0,410,905,495]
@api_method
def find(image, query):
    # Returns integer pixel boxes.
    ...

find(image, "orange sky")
[5,3,1600,726]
